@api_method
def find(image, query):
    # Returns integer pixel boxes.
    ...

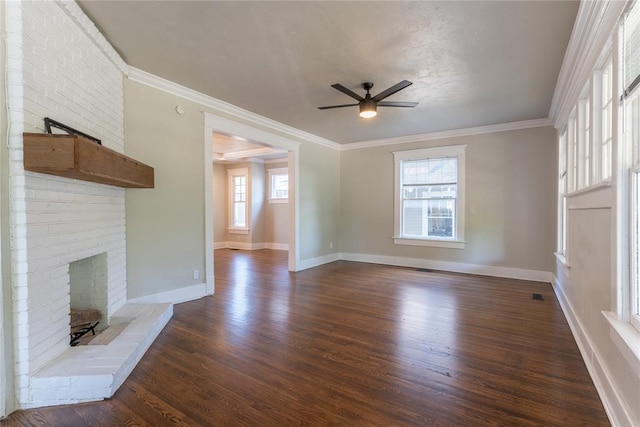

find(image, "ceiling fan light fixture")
[359,99,377,119]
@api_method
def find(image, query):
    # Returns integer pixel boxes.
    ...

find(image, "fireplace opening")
[68,253,108,346]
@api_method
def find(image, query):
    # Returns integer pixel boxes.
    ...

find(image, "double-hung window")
[626,72,640,332]
[601,57,614,180]
[623,2,640,333]
[393,145,466,249]
[268,167,288,203]
[557,130,568,261]
[228,168,249,233]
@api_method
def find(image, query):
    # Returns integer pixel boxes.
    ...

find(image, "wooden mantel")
[23,133,154,188]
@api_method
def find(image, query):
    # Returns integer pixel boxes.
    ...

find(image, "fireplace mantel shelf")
[23,133,154,188]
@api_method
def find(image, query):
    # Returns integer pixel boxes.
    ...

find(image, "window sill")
[567,180,612,210]
[554,252,571,268]
[602,311,640,377]
[228,228,249,235]
[268,198,288,204]
[393,237,465,249]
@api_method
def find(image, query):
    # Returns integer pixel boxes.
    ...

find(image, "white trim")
[127,283,208,305]
[340,253,552,283]
[552,279,636,427]
[227,167,249,230]
[603,311,640,378]
[392,237,465,249]
[203,114,214,296]
[296,253,340,271]
[228,228,249,235]
[268,167,289,202]
[341,118,552,150]
[264,158,289,165]
[129,67,339,150]
[266,243,289,251]
[204,112,300,272]
[226,242,266,251]
[566,181,613,209]
[129,68,558,152]
[554,252,571,269]
[550,0,626,128]
[393,145,466,245]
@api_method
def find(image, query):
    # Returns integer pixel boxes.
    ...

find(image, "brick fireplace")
[5,0,171,409]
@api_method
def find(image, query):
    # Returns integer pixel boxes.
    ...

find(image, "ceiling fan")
[318,80,418,118]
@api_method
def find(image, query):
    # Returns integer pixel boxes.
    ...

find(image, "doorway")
[212,132,290,251]
[203,113,300,296]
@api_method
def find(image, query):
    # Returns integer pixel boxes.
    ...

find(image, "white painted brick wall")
[6,0,129,408]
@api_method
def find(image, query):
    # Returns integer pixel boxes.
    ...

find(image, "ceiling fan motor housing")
[359,97,377,116]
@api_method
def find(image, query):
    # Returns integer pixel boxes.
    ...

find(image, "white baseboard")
[127,282,208,305]
[265,242,288,251]
[296,253,340,271]
[552,278,634,427]
[214,242,288,251]
[339,252,553,283]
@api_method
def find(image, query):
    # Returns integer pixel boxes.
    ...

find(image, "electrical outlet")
[330,242,333,249]
[193,269,199,280]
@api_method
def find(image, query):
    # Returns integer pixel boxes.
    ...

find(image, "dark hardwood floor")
[2,249,609,426]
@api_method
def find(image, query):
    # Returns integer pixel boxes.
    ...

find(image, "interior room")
[0,1,638,425]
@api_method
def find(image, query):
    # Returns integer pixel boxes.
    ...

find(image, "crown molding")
[128,67,341,150]
[340,118,553,151]
[129,67,556,153]
[549,0,627,129]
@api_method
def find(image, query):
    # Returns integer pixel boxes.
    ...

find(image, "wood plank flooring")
[2,249,609,426]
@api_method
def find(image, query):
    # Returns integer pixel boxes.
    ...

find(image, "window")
[228,168,249,233]
[627,85,640,332]
[268,167,288,203]
[567,112,578,193]
[624,2,640,333]
[557,130,568,260]
[578,94,591,189]
[393,145,466,249]
[601,57,614,180]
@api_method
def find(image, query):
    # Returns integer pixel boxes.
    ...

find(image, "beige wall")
[340,126,557,272]
[213,161,290,248]
[124,80,206,299]
[250,162,265,244]
[265,161,289,245]
[124,79,341,298]
[212,162,227,243]
[299,142,340,260]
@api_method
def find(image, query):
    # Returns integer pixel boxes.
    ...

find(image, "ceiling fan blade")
[372,80,413,102]
[331,84,364,101]
[377,101,419,108]
[318,103,359,110]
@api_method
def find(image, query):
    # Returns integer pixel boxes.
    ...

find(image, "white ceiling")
[212,132,287,163]
[78,0,579,145]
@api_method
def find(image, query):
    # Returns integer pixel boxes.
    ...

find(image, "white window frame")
[267,167,288,204]
[567,111,578,193]
[577,91,591,190]
[393,145,466,249]
[599,54,614,181]
[556,129,569,265]
[228,167,249,234]
[604,9,640,368]
[626,90,640,333]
